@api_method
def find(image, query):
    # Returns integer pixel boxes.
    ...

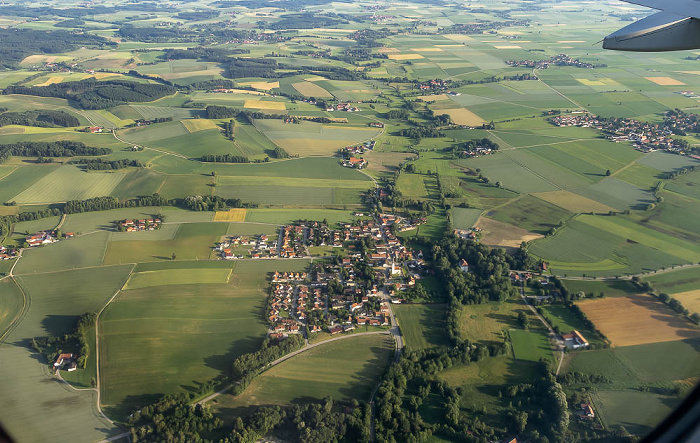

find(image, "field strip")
[0,276,28,344]
[95,264,136,427]
[198,330,392,405]
[216,176,374,188]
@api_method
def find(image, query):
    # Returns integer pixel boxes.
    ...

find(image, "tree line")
[5,79,177,110]
[0,141,111,164]
[70,158,143,170]
[0,110,79,128]
[200,154,249,163]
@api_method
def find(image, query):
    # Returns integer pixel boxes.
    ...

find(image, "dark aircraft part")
[603,11,700,51]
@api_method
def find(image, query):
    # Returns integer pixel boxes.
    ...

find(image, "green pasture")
[486,195,572,234]
[110,168,166,200]
[103,222,226,264]
[592,390,678,436]
[459,299,535,344]
[644,267,700,294]
[158,174,213,199]
[0,165,60,204]
[214,334,395,414]
[450,207,482,230]
[665,170,700,201]
[11,165,126,204]
[62,207,165,234]
[14,232,110,274]
[562,279,639,298]
[216,184,357,206]
[100,259,310,420]
[614,163,666,190]
[0,278,24,339]
[459,154,558,194]
[539,304,602,346]
[124,268,232,290]
[225,222,278,237]
[508,329,554,363]
[439,356,542,425]
[393,304,448,350]
[396,173,429,199]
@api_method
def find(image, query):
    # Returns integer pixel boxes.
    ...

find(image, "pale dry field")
[477,217,543,248]
[181,119,219,133]
[646,77,685,86]
[436,108,486,126]
[577,294,700,347]
[387,54,424,60]
[213,208,247,222]
[674,290,700,314]
[239,81,280,90]
[244,100,286,110]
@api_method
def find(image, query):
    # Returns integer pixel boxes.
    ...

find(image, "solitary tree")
[171,253,176,260]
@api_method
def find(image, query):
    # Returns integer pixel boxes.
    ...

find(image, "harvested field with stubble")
[292,81,333,98]
[243,100,286,110]
[213,208,247,221]
[477,217,543,248]
[435,108,485,126]
[181,119,219,133]
[577,294,700,347]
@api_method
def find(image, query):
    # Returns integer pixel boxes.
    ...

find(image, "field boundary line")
[0,276,29,344]
[95,264,136,430]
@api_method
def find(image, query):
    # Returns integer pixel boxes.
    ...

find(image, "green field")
[539,304,603,346]
[14,232,110,274]
[393,304,448,350]
[213,334,395,413]
[562,279,639,298]
[124,267,232,290]
[11,165,126,204]
[486,195,572,234]
[0,278,24,339]
[644,267,700,294]
[450,207,482,230]
[245,208,355,227]
[101,259,310,419]
[0,165,60,204]
[103,222,226,264]
[508,329,554,363]
[459,299,536,344]
[592,390,678,436]
[0,266,132,442]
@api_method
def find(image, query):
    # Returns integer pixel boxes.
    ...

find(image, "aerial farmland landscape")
[0,0,699,442]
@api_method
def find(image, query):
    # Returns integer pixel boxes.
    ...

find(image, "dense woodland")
[5,80,177,109]
[0,109,79,128]
[0,28,114,68]
[70,158,143,170]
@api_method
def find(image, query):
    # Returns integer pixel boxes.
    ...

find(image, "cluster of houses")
[117,218,162,232]
[506,54,601,69]
[418,79,449,92]
[0,245,18,260]
[549,113,692,154]
[26,231,58,247]
[217,234,275,259]
[458,145,494,158]
[279,225,307,258]
[80,126,104,133]
[342,157,368,169]
[326,103,360,112]
[343,140,376,156]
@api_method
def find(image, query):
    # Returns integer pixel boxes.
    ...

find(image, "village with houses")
[549,112,700,158]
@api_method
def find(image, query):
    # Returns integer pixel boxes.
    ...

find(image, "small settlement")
[26,231,58,247]
[116,218,162,232]
[265,214,429,337]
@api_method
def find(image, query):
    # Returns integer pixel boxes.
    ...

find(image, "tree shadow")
[203,335,265,376]
[41,314,78,337]
[104,393,164,422]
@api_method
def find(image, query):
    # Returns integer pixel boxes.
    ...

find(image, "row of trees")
[70,158,143,170]
[200,154,249,163]
[230,335,305,394]
[0,141,111,164]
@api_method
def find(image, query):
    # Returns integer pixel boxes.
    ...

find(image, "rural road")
[554,262,700,281]
[198,330,394,406]
[518,282,566,375]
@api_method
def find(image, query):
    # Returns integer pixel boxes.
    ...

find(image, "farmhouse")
[118,218,162,232]
[26,231,57,247]
[562,330,589,349]
[342,156,368,169]
[577,403,595,420]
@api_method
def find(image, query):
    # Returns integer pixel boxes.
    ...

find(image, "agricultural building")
[562,330,589,349]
